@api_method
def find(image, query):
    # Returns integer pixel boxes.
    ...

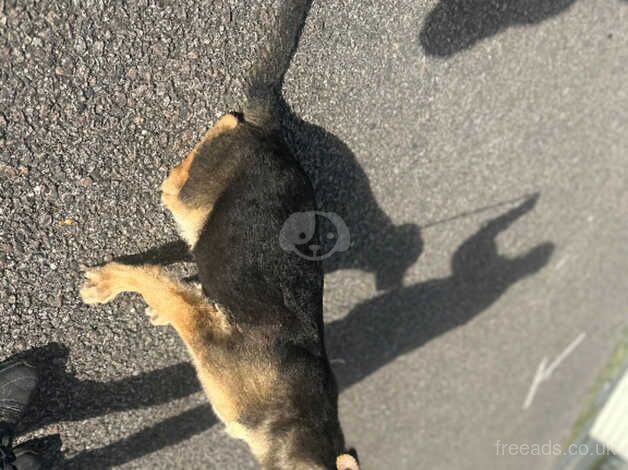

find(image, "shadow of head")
[373,223,423,290]
[419,0,578,57]
[279,97,423,290]
[327,193,554,388]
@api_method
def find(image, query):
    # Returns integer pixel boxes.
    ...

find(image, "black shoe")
[0,443,15,470]
[0,443,41,470]
[0,361,38,435]
[11,444,41,470]
[0,360,40,470]
[0,360,38,468]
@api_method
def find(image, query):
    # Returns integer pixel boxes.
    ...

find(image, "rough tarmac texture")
[1,0,627,468]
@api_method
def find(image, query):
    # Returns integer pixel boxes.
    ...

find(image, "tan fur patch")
[160,113,239,247]
[161,193,211,247]
[197,358,278,428]
[161,114,238,195]
[225,422,271,461]
[336,454,360,470]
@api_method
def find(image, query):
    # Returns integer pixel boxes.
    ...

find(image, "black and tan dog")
[80,104,358,469]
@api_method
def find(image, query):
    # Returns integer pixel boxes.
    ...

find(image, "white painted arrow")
[522,332,587,410]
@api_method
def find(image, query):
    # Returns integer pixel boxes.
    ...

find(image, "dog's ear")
[336,454,360,470]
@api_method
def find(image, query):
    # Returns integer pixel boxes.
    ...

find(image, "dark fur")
[176,0,353,464]
[184,118,346,468]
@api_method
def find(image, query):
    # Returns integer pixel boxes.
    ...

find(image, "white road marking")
[554,255,570,271]
[522,332,587,410]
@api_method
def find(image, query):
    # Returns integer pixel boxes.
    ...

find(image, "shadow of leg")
[10,344,200,432]
[114,239,191,266]
[63,404,216,469]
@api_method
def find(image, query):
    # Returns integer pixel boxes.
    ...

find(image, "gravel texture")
[1,0,627,468]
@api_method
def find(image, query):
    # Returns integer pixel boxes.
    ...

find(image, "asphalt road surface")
[1,0,627,469]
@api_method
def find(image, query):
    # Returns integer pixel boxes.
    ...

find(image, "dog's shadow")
[21,192,551,468]
[279,97,423,290]
[327,193,553,389]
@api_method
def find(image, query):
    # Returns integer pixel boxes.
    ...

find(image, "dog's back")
[186,120,322,336]
[180,116,346,468]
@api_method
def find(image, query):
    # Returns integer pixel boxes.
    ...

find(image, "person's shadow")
[419,0,578,57]
[17,194,552,468]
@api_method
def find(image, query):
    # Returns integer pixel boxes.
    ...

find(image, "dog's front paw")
[80,263,125,305]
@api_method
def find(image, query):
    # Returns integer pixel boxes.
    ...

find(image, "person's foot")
[0,361,38,451]
[0,442,14,470]
[0,443,42,470]
[11,444,41,470]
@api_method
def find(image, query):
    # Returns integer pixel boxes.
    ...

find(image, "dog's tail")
[243,0,312,131]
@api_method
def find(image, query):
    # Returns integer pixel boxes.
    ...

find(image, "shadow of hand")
[326,194,554,389]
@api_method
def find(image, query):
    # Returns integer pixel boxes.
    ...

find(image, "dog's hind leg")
[160,114,239,248]
[80,262,230,341]
[160,114,239,196]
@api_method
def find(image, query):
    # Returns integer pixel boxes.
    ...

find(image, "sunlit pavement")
[1,1,627,468]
